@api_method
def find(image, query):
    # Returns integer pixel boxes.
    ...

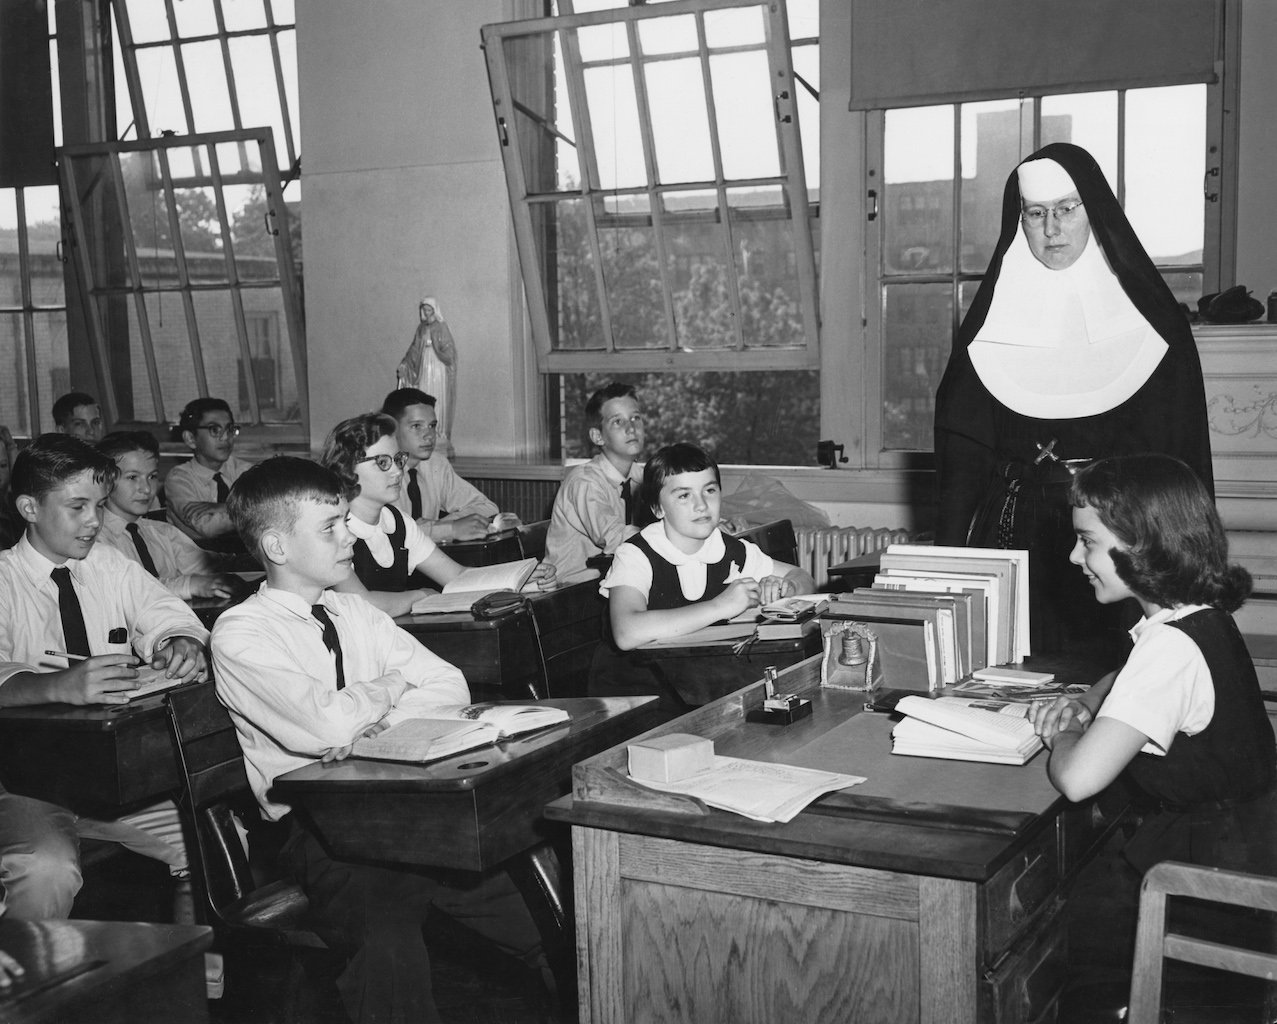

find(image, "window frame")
[483,0,821,375]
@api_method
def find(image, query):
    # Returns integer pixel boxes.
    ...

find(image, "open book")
[410,558,538,614]
[350,702,569,763]
[891,695,1043,765]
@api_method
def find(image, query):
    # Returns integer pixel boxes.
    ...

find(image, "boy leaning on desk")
[211,457,551,1024]
[0,435,209,925]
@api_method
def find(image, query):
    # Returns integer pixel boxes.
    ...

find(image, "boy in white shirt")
[545,382,645,582]
[212,456,546,1024]
[95,432,241,601]
[381,388,515,541]
[0,434,209,918]
[164,398,248,543]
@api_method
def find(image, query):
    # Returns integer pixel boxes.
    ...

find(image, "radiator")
[794,525,912,588]
[468,477,560,524]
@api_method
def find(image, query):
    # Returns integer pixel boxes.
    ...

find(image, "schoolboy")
[381,387,512,541]
[545,382,645,581]
[96,432,239,600]
[0,435,210,917]
[165,398,247,542]
[213,457,548,1024]
[51,392,104,443]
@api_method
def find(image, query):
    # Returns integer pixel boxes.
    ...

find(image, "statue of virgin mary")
[396,297,457,459]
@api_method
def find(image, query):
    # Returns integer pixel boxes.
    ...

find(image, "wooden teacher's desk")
[549,657,1130,1024]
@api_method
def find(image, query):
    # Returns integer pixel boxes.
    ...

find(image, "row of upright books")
[822,544,1031,691]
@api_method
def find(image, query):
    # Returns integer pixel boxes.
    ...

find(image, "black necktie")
[311,605,345,690]
[125,522,159,577]
[213,472,230,504]
[406,467,423,520]
[51,567,91,658]
[620,479,635,526]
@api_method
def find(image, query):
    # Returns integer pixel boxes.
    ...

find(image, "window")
[866,85,1218,457]
[485,0,822,464]
[0,3,67,434]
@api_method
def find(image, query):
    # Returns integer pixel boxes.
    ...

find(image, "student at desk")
[381,387,518,541]
[1030,454,1277,1009]
[212,457,550,1024]
[545,381,645,582]
[95,432,242,601]
[164,398,247,544]
[319,413,554,618]
[0,436,211,918]
[589,442,814,718]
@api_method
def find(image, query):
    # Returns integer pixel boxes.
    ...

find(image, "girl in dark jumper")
[1030,453,1277,1013]
[588,443,814,717]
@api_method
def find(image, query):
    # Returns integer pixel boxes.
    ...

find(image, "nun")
[933,142,1212,657]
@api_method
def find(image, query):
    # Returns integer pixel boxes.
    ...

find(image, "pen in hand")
[44,649,88,662]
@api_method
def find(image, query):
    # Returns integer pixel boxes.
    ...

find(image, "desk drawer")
[982,821,1060,958]
[981,897,1067,1024]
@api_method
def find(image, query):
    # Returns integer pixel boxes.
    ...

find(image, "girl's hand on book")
[758,575,795,605]
[527,561,557,590]
[1028,696,1093,744]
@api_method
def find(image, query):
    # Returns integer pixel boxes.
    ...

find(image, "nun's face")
[1020,191,1091,270]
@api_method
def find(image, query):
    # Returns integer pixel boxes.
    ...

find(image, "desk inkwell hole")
[458,761,489,770]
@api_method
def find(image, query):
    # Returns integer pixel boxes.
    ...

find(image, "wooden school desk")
[396,606,543,701]
[549,657,1131,1024]
[0,696,179,815]
[436,528,523,568]
[0,918,212,1024]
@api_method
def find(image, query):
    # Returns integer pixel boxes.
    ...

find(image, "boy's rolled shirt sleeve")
[164,463,233,539]
[374,610,470,713]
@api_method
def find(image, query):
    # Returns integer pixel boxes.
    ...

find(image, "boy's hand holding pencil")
[43,650,141,705]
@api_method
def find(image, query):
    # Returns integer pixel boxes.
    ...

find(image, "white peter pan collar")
[346,507,398,568]
[639,521,728,567]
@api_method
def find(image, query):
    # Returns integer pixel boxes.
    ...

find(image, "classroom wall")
[299,1,1277,534]
[298,0,537,457]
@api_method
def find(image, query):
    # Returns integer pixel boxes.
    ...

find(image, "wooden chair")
[518,519,550,560]
[527,580,608,697]
[1128,861,1277,1024]
[727,518,799,566]
[166,682,327,949]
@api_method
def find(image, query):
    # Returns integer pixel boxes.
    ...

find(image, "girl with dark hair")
[1029,453,1276,1008]
[320,414,554,618]
[588,442,814,718]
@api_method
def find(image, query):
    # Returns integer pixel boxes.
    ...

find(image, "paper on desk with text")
[631,755,865,823]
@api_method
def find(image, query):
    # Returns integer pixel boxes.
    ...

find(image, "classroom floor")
[74,850,565,1024]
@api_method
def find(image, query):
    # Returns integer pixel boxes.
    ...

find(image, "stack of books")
[820,545,1030,692]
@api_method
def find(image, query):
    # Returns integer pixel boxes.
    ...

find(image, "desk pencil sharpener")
[746,668,813,726]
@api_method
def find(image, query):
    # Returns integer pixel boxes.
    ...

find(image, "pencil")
[44,649,89,661]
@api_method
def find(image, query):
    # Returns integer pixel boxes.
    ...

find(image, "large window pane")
[1041,92,1117,185]
[959,100,1021,274]
[551,199,603,351]
[882,283,949,451]
[884,106,953,275]
[646,58,713,184]
[584,65,644,191]
[560,370,819,465]
[1127,85,1205,265]
[710,51,778,180]
[598,221,663,350]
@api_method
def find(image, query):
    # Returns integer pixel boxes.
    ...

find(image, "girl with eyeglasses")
[320,413,554,617]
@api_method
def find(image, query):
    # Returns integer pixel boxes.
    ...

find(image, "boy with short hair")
[381,388,512,541]
[51,392,104,443]
[545,382,645,581]
[95,432,240,600]
[165,398,247,542]
[213,457,547,1024]
[0,434,210,917]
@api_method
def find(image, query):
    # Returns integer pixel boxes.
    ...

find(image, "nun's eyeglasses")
[1021,200,1084,226]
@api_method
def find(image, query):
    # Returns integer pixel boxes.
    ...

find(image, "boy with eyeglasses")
[381,388,517,541]
[165,398,248,543]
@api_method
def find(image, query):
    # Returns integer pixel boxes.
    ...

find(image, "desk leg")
[571,826,621,1024]
[507,840,575,1017]
[919,875,978,1024]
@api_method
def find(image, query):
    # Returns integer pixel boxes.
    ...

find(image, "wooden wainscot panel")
[618,833,919,921]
